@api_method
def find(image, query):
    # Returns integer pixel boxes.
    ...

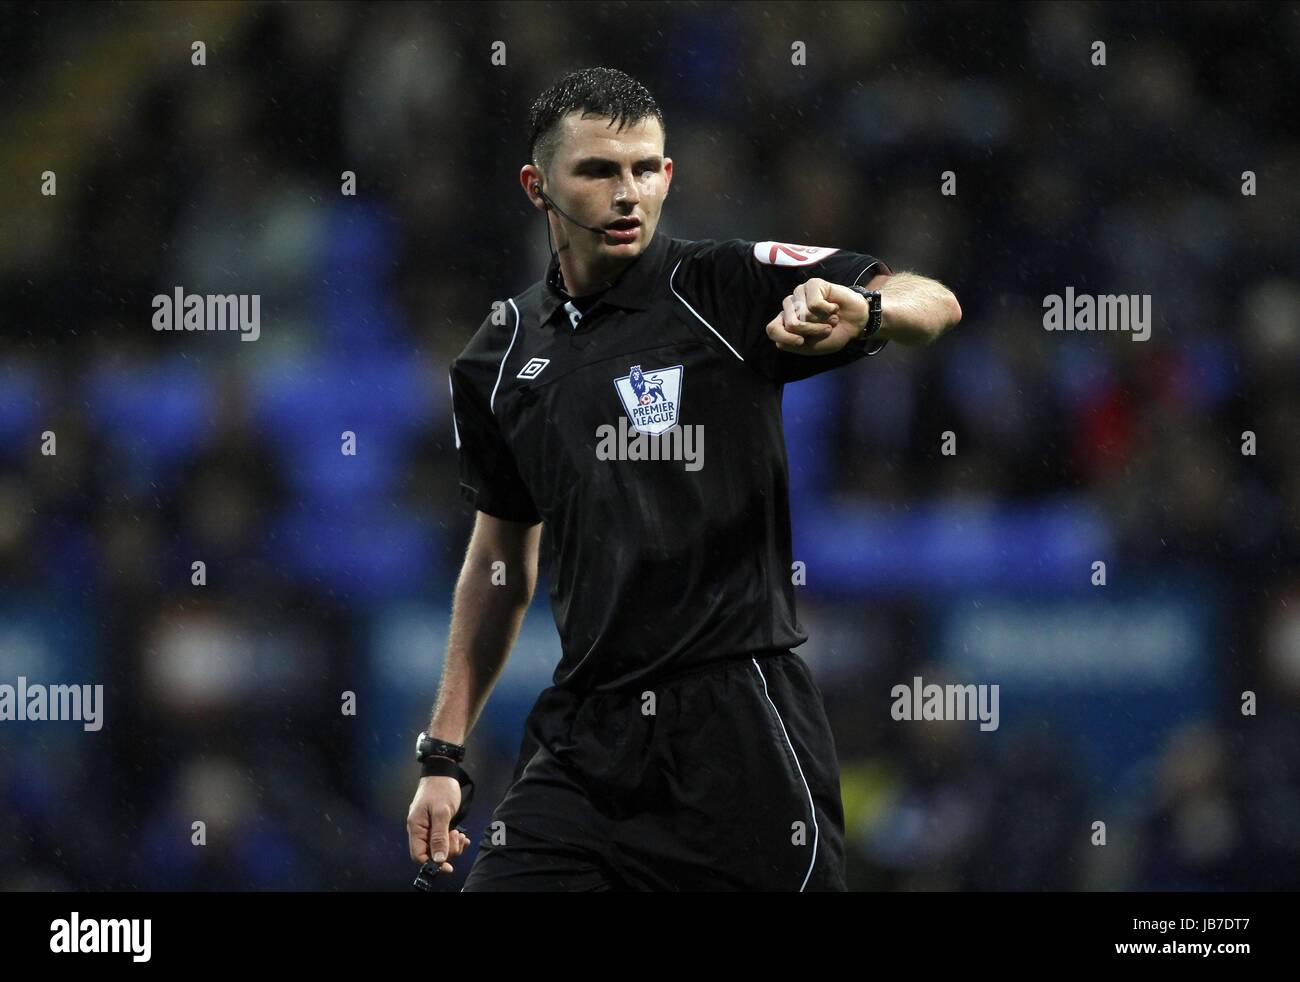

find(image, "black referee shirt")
[450,231,891,693]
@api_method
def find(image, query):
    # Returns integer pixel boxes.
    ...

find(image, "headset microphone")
[532,183,607,236]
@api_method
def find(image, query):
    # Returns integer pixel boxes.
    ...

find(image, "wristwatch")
[416,732,465,764]
[845,285,886,355]
[415,733,476,828]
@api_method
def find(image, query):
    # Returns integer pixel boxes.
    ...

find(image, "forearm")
[426,553,536,745]
[873,271,962,346]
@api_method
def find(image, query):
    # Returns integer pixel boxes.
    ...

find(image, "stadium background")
[1,1,1298,890]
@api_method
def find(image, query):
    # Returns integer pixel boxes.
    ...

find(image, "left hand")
[407,775,472,873]
[764,278,868,355]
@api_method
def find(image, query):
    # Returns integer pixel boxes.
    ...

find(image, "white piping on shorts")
[750,657,819,892]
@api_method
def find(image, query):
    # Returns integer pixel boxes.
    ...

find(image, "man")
[407,67,960,891]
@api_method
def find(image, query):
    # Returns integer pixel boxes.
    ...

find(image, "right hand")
[407,775,471,874]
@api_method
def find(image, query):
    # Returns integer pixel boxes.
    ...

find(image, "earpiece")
[529,181,603,234]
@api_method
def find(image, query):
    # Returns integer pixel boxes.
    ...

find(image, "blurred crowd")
[1,1,1297,890]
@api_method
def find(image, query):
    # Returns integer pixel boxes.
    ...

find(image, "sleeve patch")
[752,242,840,266]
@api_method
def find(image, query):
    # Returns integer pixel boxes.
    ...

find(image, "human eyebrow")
[571,156,663,171]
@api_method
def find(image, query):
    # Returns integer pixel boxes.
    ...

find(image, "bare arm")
[870,270,962,347]
[427,511,543,744]
[407,510,541,870]
[767,271,962,353]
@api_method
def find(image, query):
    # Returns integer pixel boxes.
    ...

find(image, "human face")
[531,112,672,272]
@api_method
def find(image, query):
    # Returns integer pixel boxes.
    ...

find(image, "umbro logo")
[517,357,550,380]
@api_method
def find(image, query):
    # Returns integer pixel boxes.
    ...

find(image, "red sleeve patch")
[752,242,840,266]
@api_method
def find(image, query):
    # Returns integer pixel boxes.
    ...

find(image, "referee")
[407,67,961,891]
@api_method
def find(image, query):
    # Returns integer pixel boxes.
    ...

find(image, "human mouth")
[604,218,641,243]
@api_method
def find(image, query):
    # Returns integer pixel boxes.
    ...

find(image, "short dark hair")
[527,67,665,173]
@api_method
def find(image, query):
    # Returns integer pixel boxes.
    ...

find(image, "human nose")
[614,174,639,207]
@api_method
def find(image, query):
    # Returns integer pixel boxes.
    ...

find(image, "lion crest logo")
[613,364,683,434]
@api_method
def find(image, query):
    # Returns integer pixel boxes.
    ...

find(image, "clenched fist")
[765,277,869,355]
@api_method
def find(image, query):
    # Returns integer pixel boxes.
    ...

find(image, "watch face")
[416,734,464,761]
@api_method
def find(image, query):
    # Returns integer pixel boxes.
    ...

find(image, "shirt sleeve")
[672,238,893,383]
[448,315,543,525]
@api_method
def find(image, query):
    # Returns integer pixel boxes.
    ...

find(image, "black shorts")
[461,649,847,891]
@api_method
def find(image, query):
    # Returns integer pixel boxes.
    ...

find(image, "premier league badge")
[613,364,682,435]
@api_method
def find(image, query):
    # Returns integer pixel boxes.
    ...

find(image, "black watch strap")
[416,732,465,763]
[846,285,886,355]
